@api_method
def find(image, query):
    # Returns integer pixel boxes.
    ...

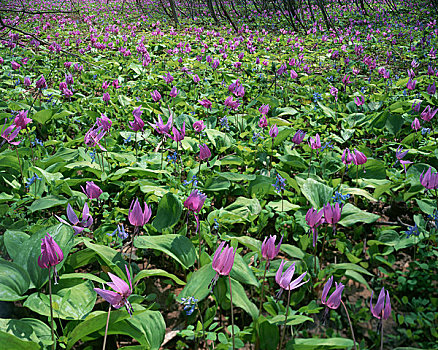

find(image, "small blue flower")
[213,218,219,230]
[180,296,198,316]
[272,174,286,194]
[108,224,128,240]
[124,135,132,144]
[332,191,350,204]
[25,173,42,188]
[421,127,431,135]
[167,151,178,164]
[220,116,229,131]
[405,224,419,238]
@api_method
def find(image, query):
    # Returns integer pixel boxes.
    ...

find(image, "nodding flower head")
[94,265,134,315]
[370,287,391,320]
[128,198,152,227]
[209,241,236,290]
[261,235,282,261]
[81,181,103,200]
[275,260,308,299]
[292,130,306,145]
[199,143,211,161]
[184,189,207,214]
[269,124,279,138]
[321,276,344,310]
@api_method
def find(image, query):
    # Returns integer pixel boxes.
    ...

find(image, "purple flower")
[193,74,200,83]
[65,74,74,85]
[261,235,282,261]
[353,148,367,165]
[56,203,93,235]
[305,207,324,247]
[128,198,152,227]
[36,75,47,89]
[354,95,365,106]
[406,78,417,90]
[81,181,103,200]
[342,148,354,167]
[193,120,206,133]
[258,115,268,128]
[170,86,178,98]
[275,260,308,299]
[290,69,298,79]
[412,101,421,113]
[94,265,133,315]
[199,144,211,161]
[259,104,270,115]
[184,189,207,214]
[323,202,342,225]
[198,99,212,109]
[84,123,107,151]
[209,241,236,288]
[427,82,436,95]
[420,167,438,190]
[150,115,172,135]
[97,114,112,132]
[292,130,306,145]
[411,117,421,131]
[102,92,111,103]
[11,60,21,70]
[24,77,31,86]
[269,124,279,138]
[224,96,240,110]
[133,105,142,118]
[163,72,174,84]
[14,110,32,130]
[129,115,145,132]
[421,105,438,122]
[1,120,21,146]
[37,233,64,269]
[370,287,391,320]
[321,276,344,310]
[309,134,321,150]
[170,122,186,142]
[151,90,162,102]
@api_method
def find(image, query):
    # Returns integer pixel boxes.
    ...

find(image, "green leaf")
[225,197,261,219]
[24,280,96,320]
[258,318,279,350]
[329,263,373,276]
[106,305,165,350]
[268,314,314,326]
[28,195,68,212]
[0,330,40,350]
[345,270,371,290]
[33,109,53,124]
[0,318,51,348]
[230,254,259,287]
[3,230,29,261]
[227,278,258,319]
[0,259,30,301]
[178,264,216,302]
[60,273,107,285]
[286,337,354,349]
[67,309,135,349]
[203,176,231,192]
[266,200,300,212]
[13,224,75,289]
[281,244,305,260]
[135,234,196,269]
[299,178,333,208]
[133,268,186,285]
[83,240,126,277]
[338,203,380,227]
[152,192,182,232]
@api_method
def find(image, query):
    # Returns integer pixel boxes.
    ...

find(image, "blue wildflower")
[180,296,198,316]
[332,191,351,204]
[405,224,419,238]
[220,116,229,131]
[108,224,128,240]
[272,174,286,194]
[25,173,42,188]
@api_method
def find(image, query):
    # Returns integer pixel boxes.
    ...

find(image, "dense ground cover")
[0,0,437,349]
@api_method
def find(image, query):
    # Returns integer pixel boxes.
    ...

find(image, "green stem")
[102,305,111,350]
[15,146,24,189]
[341,300,357,350]
[279,289,291,350]
[380,319,384,350]
[197,307,206,349]
[308,149,313,178]
[258,261,268,316]
[48,266,55,350]
[228,275,235,350]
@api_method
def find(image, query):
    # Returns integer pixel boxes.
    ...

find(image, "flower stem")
[128,226,139,266]
[341,300,357,350]
[258,261,269,316]
[197,306,206,349]
[279,289,291,350]
[308,149,313,178]
[15,146,24,189]
[380,320,384,350]
[228,275,235,350]
[48,266,55,350]
[102,304,111,350]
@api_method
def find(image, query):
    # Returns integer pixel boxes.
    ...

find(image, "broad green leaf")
[299,178,333,208]
[230,254,259,287]
[178,264,216,302]
[33,109,53,124]
[133,268,186,285]
[83,240,126,277]
[203,176,231,192]
[268,314,314,326]
[329,263,373,276]
[225,197,261,219]
[0,330,40,350]
[13,224,75,289]
[29,195,68,212]
[338,203,379,227]
[0,318,51,348]
[152,192,182,232]
[0,259,30,301]
[286,337,354,349]
[3,230,29,261]
[227,278,258,319]
[281,244,306,260]
[266,200,300,212]
[135,234,196,269]
[24,280,96,320]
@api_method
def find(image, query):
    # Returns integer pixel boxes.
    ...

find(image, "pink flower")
[261,235,282,261]
[150,115,172,135]
[56,203,93,235]
[1,120,21,146]
[259,104,270,115]
[290,69,298,79]
[170,122,186,142]
[14,110,32,130]
[305,207,324,247]
[128,198,152,227]
[97,114,112,132]
[37,233,64,269]
[309,134,321,150]
[292,130,306,145]
[411,117,421,131]
[81,181,103,200]
[151,90,162,102]
[170,86,178,98]
[370,287,391,320]
[193,120,206,133]
[184,189,207,214]
[209,241,236,289]
[199,143,211,161]
[323,202,342,225]
[11,60,21,70]
[94,265,134,315]
[129,115,144,132]
[342,148,354,167]
[353,148,367,165]
[269,124,279,138]
[258,115,268,128]
[275,260,308,299]
[321,276,344,310]
[198,99,212,109]
[84,123,107,151]
[102,92,111,103]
